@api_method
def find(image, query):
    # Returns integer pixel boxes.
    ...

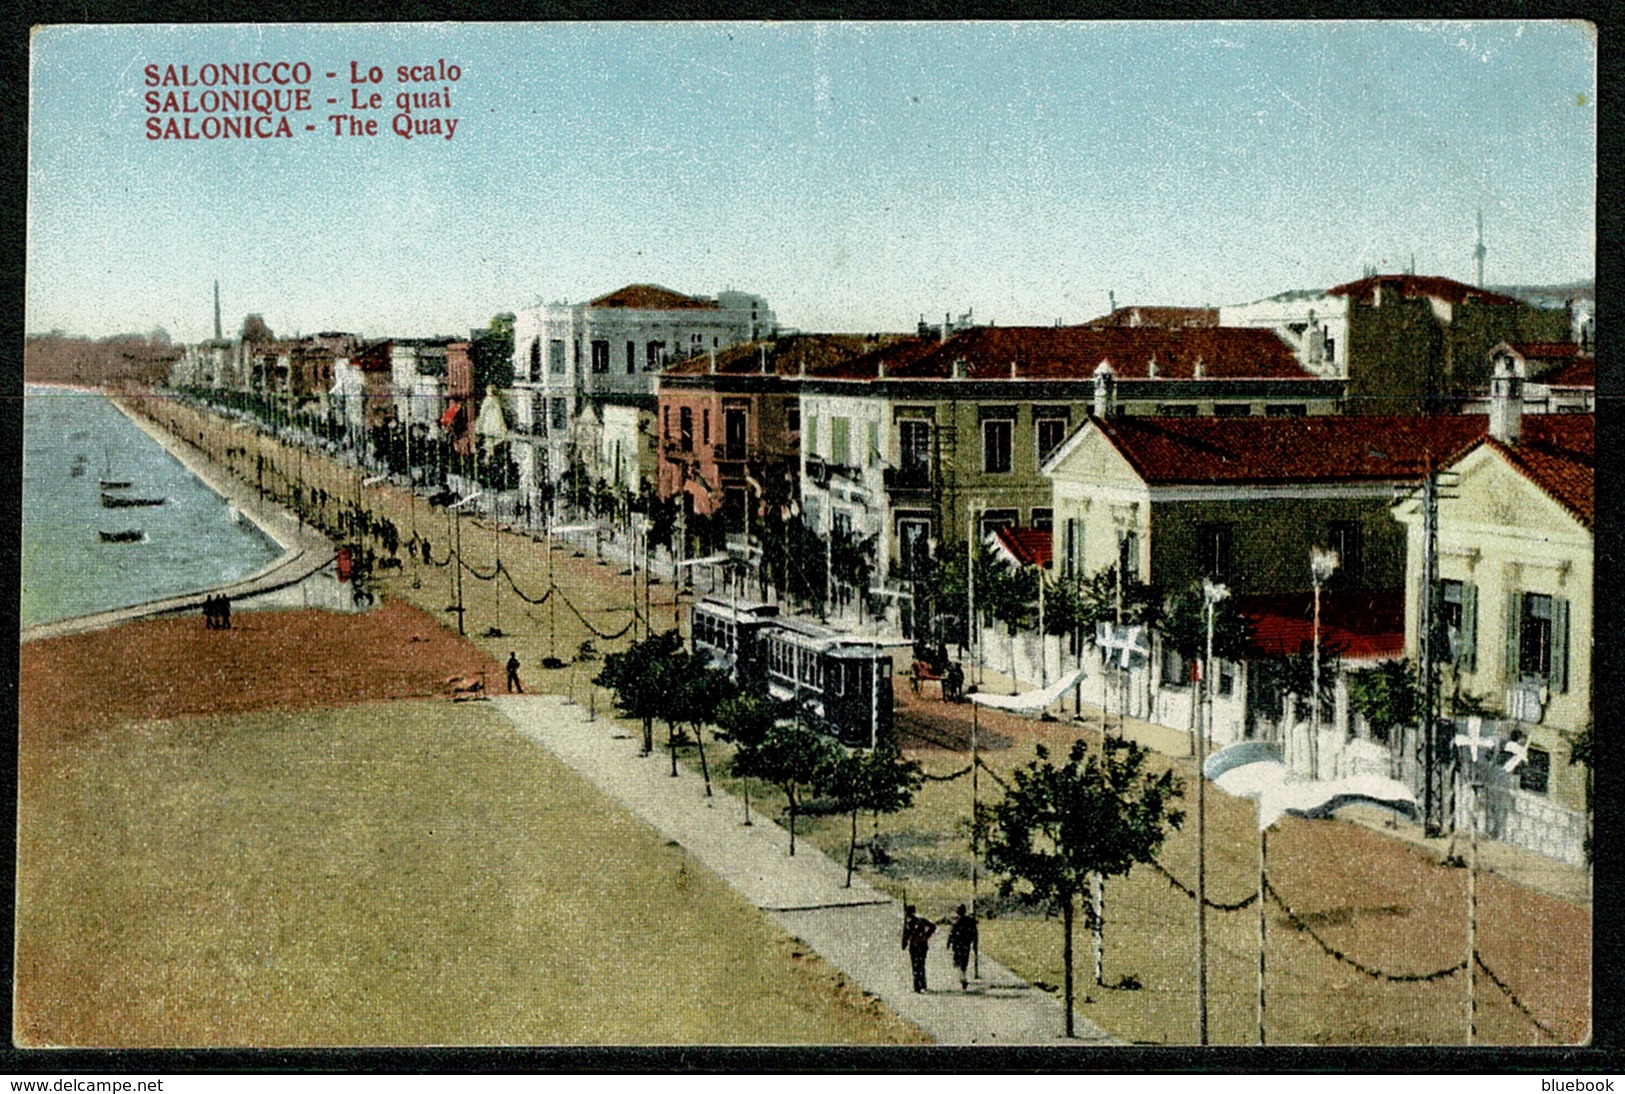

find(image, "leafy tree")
[1160,580,1251,669]
[830,526,878,615]
[715,687,793,825]
[819,743,924,886]
[1346,658,1420,746]
[595,629,684,755]
[1076,562,1162,633]
[1249,642,1342,725]
[669,662,738,795]
[982,737,1185,1037]
[240,314,274,345]
[485,312,516,340]
[737,713,837,856]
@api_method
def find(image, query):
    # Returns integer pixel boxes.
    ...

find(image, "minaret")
[213,280,222,342]
[1475,209,1487,288]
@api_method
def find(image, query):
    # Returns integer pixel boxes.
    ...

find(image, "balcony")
[883,465,933,493]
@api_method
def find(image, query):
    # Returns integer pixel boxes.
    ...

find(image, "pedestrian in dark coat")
[220,595,231,629]
[203,595,215,629]
[948,904,979,989]
[506,652,523,693]
[901,904,936,993]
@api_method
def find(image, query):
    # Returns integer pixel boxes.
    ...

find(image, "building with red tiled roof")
[785,324,1344,624]
[508,284,775,514]
[1222,274,1572,414]
[655,334,908,524]
[1460,340,1596,416]
[1041,408,1507,599]
[1392,405,1591,861]
[1083,305,1219,330]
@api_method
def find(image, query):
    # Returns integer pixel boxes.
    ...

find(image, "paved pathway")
[492,693,1116,1045]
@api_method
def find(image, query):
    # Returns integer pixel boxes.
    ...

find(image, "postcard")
[19,20,1596,1052]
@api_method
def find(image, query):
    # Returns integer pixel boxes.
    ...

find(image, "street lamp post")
[1310,547,1340,779]
[1198,576,1230,1046]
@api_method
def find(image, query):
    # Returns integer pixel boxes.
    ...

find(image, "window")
[897,516,931,577]
[591,340,610,374]
[1196,523,1232,582]
[724,407,747,460]
[1266,404,1307,418]
[788,404,800,433]
[1036,417,1069,464]
[702,408,710,447]
[1161,642,1188,686]
[1328,521,1363,585]
[1031,508,1053,532]
[900,419,932,474]
[1519,745,1550,794]
[1119,531,1140,582]
[867,421,880,468]
[1155,403,1198,418]
[663,405,670,441]
[1215,403,1252,417]
[980,509,1018,536]
[626,341,636,375]
[646,341,665,371]
[1438,579,1478,672]
[983,419,1013,473]
[550,398,569,431]
[805,415,818,458]
[1512,592,1568,691]
[528,339,541,381]
[831,417,850,467]
[1063,517,1079,577]
[1219,660,1236,698]
[679,407,694,452]
[549,339,566,375]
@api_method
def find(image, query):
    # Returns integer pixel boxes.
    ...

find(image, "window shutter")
[1461,582,1478,674]
[1505,592,1521,683]
[1551,597,1569,694]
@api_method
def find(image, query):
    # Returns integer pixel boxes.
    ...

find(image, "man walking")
[506,651,524,694]
[948,904,979,990]
[901,904,935,993]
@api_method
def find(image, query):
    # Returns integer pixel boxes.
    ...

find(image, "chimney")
[760,344,769,374]
[1093,359,1117,418]
[941,313,950,344]
[877,354,887,380]
[951,356,967,380]
[1146,354,1158,380]
[1489,353,1523,445]
[708,347,717,374]
[1010,358,1017,379]
[1193,355,1205,380]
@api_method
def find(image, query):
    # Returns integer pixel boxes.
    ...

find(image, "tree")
[736,713,837,856]
[669,661,737,795]
[1076,562,1162,633]
[820,743,924,886]
[715,687,793,826]
[1250,642,1342,725]
[240,314,274,345]
[1345,658,1420,745]
[1160,581,1251,668]
[485,312,516,340]
[595,630,684,755]
[982,737,1185,1037]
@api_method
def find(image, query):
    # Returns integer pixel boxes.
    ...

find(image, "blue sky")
[27,21,1595,342]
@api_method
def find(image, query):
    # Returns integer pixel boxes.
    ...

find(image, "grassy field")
[15,696,924,1047]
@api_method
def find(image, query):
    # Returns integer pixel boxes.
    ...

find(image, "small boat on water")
[98,529,145,543]
[99,479,132,489]
[69,464,85,478]
[101,493,164,508]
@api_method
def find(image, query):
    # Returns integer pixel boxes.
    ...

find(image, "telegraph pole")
[1419,461,1441,835]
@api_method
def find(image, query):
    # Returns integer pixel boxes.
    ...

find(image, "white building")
[510,283,773,518]
[1218,289,1348,378]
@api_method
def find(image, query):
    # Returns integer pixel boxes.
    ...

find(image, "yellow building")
[1393,384,1592,863]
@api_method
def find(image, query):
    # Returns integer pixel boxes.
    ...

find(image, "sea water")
[21,386,283,628]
